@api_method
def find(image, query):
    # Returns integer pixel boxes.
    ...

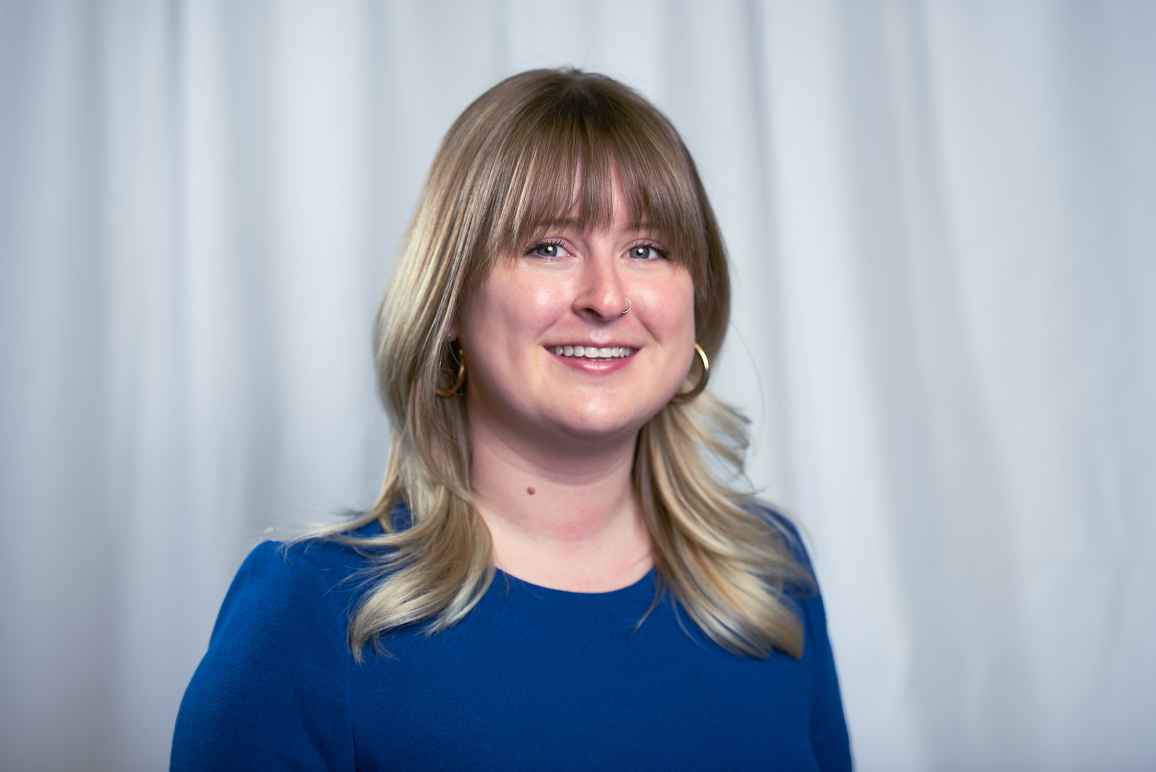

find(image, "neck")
[466,407,653,592]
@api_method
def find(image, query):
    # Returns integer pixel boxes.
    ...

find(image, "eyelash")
[525,239,567,259]
[525,239,669,261]
[629,242,669,261]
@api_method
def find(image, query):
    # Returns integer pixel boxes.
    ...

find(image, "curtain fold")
[2,2,1152,769]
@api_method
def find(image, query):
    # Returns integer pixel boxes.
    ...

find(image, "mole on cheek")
[526,487,536,496]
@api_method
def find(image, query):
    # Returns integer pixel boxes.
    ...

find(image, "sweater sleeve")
[763,508,854,771]
[171,541,355,771]
[800,560,853,771]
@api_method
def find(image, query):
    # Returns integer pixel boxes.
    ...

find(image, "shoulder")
[183,536,377,698]
[196,514,396,657]
[171,530,384,769]
[215,537,372,641]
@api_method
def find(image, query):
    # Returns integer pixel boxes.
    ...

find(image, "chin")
[547,400,662,443]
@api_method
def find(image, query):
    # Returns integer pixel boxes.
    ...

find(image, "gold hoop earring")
[672,343,710,403]
[435,344,466,398]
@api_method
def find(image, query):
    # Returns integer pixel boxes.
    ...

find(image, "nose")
[572,253,629,321]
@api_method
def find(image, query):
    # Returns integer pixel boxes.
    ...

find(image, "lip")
[543,341,640,349]
[544,344,638,375]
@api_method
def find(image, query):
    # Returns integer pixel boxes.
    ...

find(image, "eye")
[628,242,668,261]
[526,240,570,259]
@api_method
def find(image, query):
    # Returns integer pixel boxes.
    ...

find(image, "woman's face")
[457,179,696,448]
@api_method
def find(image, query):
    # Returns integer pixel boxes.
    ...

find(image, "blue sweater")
[172,509,852,770]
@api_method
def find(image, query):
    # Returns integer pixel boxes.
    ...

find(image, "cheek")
[524,284,564,324]
[507,281,569,342]
[461,277,566,351]
[637,276,696,341]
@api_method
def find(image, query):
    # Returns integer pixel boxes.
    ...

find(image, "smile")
[546,344,638,375]
[548,345,635,359]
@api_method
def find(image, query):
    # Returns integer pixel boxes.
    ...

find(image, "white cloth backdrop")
[2,1,1153,770]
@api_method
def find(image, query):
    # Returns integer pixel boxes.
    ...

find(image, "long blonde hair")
[306,68,811,662]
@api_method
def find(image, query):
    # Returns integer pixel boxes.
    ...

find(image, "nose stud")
[619,299,632,317]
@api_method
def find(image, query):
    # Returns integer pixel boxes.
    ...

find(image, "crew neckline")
[493,564,656,600]
[362,510,659,602]
[367,509,657,597]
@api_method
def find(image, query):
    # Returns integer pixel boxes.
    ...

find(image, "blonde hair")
[306,68,812,662]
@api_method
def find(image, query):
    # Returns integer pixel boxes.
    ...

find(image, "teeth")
[551,345,634,359]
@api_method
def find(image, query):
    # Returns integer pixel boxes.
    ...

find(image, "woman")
[172,68,852,770]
